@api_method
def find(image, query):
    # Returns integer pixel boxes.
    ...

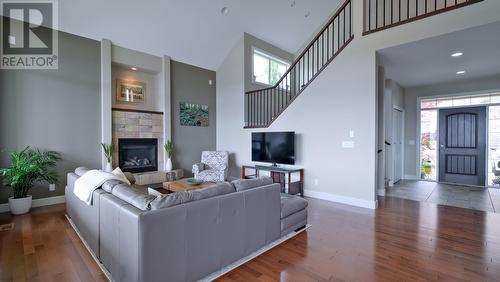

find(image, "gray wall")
[403,76,500,177]
[171,61,216,176]
[0,31,102,203]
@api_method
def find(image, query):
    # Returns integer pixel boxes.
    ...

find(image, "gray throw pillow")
[231,177,273,192]
[123,172,136,184]
[111,184,156,211]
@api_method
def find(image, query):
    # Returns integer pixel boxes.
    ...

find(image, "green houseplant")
[164,140,173,171]
[0,147,61,215]
[101,143,114,172]
[421,161,432,176]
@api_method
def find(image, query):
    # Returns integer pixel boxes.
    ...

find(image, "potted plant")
[0,147,61,215]
[422,161,432,175]
[164,140,173,171]
[101,143,114,172]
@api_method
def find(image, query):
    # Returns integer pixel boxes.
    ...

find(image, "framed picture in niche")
[180,102,209,127]
[116,79,146,103]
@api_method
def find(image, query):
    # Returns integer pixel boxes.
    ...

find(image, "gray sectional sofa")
[65,168,308,282]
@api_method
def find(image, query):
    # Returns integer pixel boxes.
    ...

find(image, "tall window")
[253,48,290,86]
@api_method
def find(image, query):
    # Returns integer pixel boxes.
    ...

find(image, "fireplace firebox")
[118,138,158,173]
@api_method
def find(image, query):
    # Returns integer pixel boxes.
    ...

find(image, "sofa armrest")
[192,163,205,174]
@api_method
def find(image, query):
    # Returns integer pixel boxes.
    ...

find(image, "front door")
[438,106,486,186]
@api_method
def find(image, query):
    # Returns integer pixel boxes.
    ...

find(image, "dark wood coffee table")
[162,178,214,193]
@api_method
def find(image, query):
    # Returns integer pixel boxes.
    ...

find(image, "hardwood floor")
[1,196,500,281]
[0,204,107,282]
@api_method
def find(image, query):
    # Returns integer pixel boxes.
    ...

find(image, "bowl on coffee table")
[185,178,203,185]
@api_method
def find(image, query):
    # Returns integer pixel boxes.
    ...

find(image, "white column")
[162,55,172,170]
[101,39,112,169]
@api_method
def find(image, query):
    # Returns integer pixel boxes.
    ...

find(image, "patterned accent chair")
[192,151,229,182]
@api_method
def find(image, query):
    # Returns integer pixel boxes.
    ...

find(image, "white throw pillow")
[112,167,131,185]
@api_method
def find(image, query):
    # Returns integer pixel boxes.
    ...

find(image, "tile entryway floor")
[386,180,500,213]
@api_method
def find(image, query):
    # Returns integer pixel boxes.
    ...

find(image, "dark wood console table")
[241,165,304,196]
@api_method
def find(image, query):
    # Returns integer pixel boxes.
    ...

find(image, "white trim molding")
[0,195,65,213]
[304,190,378,210]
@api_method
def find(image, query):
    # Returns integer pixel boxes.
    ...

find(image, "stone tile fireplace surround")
[112,110,164,170]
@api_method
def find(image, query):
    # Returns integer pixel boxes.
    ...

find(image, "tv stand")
[242,165,304,196]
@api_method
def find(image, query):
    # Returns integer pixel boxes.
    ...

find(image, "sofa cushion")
[191,182,235,201]
[74,166,90,177]
[231,177,273,192]
[102,179,124,193]
[281,209,307,235]
[150,182,235,210]
[111,184,156,211]
[280,194,308,218]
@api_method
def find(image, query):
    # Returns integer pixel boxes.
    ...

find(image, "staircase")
[244,0,353,128]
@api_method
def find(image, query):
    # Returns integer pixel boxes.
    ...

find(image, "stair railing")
[363,0,483,35]
[244,0,353,128]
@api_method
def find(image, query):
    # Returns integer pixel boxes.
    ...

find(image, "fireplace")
[118,138,158,173]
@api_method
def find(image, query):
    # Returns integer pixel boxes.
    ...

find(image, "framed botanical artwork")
[180,102,209,127]
[116,79,146,103]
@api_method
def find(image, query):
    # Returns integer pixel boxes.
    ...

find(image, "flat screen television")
[252,131,295,165]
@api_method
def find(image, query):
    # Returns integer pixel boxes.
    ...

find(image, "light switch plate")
[349,130,355,138]
[49,184,56,191]
[409,140,415,145]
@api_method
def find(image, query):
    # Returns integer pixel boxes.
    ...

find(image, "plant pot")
[105,162,113,172]
[166,158,173,171]
[8,195,32,215]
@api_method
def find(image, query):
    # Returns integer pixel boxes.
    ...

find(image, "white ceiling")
[58,0,342,70]
[378,21,500,88]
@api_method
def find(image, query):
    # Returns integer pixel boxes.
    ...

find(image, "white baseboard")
[0,195,65,213]
[304,190,378,209]
[404,174,418,180]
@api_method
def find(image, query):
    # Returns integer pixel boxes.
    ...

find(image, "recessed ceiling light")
[456,70,466,75]
[451,52,463,57]
[131,67,137,71]
[221,7,229,15]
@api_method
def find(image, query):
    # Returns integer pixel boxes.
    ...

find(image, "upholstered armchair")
[192,151,229,182]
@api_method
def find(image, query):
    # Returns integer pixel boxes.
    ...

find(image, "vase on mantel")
[105,162,113,172]
[166,158,173,172]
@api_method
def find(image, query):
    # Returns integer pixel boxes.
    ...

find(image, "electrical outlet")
[49,184,56,191]
[314,179,319,186]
